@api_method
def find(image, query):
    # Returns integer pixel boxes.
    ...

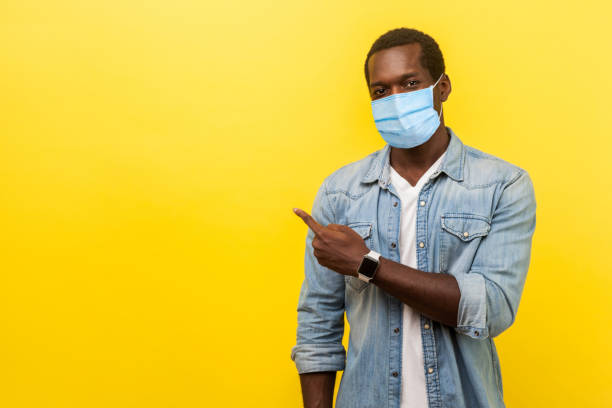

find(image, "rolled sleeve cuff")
[455,272,489,339]
[290,343,346,374]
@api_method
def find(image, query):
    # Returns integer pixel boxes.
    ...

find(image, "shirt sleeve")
[290,179,347,374]
[454,170,537,339]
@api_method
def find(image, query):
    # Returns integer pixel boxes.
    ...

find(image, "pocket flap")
[441,213,490,241]
[347,222,372,239]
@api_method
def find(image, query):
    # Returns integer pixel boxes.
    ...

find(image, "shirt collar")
[360,126,465,188]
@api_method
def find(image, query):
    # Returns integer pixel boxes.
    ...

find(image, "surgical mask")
[371,73,444,148]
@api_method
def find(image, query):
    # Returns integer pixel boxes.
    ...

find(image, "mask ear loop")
[433,73,444,88]
[433,73,445,119]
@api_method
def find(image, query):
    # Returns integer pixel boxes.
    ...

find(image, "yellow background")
[1,0,610,406]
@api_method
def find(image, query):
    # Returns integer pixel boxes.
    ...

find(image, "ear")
[440,74,452,103]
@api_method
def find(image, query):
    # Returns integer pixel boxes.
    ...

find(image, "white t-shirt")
[389,149,447,408]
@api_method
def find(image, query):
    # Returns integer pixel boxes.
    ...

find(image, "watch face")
[359,256,379,278]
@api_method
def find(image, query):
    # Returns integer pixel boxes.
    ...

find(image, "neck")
[389,123,450,173]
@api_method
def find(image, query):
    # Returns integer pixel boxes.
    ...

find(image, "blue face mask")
[371,73,444,149]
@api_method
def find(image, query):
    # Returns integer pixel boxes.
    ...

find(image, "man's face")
[367,43,449,108]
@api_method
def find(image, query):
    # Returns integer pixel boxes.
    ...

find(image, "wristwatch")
[356,250,381,282]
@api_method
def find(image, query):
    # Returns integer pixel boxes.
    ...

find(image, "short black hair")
[364,28,445,86]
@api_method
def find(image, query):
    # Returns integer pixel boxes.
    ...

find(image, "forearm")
[299,371,336,408]
[371,256,460,327]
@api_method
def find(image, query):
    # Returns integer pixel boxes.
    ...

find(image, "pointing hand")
[293,208,369,277]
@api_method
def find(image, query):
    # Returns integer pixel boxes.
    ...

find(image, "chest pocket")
[439,213,491,273]
[344,222,373,294]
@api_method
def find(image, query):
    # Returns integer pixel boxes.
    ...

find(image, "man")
[290,28,536,408]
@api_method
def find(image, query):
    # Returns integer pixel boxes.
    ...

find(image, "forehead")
[368,43,430,83]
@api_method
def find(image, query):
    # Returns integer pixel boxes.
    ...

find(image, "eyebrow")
[369,72,419,89]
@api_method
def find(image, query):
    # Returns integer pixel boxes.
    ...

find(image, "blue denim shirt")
[291,127,536,408]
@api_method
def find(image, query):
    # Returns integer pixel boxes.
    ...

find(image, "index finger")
[293,208,325,235]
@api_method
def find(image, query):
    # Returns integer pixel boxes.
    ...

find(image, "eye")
[404,80,418,88]
[373,88,386,97]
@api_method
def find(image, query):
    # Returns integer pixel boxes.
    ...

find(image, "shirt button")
[392,371,398,377]
[393,201,398,207]
[419,200,426,206]
[428,367,434,374]
[394,327,400,334]
[463,231,469,237]
[418,242,425,248]
[391,242,396,248]
[424,323,430,330]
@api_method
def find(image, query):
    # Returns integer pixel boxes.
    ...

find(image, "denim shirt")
[291,127,536,408]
